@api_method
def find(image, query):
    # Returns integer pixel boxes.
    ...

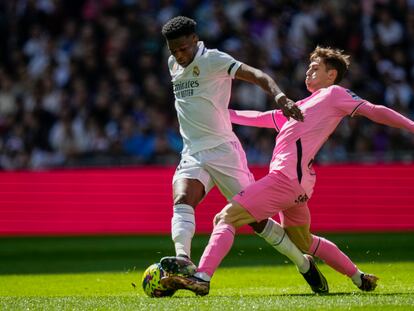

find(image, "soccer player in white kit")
[159,16,328,293]
[161,46,414,296]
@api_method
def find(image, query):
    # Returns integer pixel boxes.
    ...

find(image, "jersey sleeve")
[331,85,368,117]
[356,102,414,131]
[273,110,288,131]
[229,109,286,131]
[208,50,242,79]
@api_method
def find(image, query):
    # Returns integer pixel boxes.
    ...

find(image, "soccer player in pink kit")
[161,46,414,296]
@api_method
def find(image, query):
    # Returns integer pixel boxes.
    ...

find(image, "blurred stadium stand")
[0,0,413,170]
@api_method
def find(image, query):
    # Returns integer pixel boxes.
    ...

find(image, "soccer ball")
[141,263,176,298]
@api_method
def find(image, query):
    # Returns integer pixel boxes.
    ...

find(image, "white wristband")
[274,93,286,103]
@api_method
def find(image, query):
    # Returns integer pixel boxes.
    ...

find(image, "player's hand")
[276,95,304,122]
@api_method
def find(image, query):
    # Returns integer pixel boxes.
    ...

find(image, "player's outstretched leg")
[358,273,379,291]
[309,235,379,291]
[160,255,197,276]
[300,255,329,294]
[160,275,210,296]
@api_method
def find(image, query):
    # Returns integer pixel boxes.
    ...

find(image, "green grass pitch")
[0,232,413,310]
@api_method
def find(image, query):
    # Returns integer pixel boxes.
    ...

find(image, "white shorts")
[173,141,255,200]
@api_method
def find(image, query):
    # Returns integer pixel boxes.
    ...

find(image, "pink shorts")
[232,171,311,227]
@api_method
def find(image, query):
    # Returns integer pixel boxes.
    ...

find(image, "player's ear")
[327,69,338,83]
[191,33,199,44]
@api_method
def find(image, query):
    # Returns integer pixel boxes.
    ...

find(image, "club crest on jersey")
[346,89,362,100]
[192,66,200,77]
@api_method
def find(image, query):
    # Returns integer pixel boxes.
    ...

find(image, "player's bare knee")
[221,212,233,225]
[214,204,234,226]
[213,213,221,226]
[173,193,188,205]
[173,193,198,207]
[213,212,223,226]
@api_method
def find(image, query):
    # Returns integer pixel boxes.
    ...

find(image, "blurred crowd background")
[0,0,413,170]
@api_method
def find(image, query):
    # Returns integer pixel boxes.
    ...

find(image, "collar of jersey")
[178,41,205,69]
[173,41,206,74]
[194,41,206,59]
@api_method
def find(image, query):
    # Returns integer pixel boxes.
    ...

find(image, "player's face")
[167,34,198,68]
[305,58,336,93]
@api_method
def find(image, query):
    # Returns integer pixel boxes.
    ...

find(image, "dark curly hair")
[161,16,197,40]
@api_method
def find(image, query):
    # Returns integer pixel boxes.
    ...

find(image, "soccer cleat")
[160,275,210,296]
[301,255,329,294]
[358,273,379,291]
[160,256,197,276]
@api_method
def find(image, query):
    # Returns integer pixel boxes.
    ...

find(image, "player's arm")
[355,103,414,133]
[235,64,304,122]
[229,109,284,130]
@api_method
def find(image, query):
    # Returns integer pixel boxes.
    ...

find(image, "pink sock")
[309,235,358,277]
[197,223,236,277]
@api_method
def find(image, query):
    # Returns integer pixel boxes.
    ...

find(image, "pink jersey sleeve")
[229,109,287,131]
[273,110,288,130]
[355,102,414,133]
[330,85,368,116]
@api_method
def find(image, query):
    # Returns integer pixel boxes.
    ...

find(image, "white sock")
[351,270,363,287]
[171,204,195,258]
[194,272,211,282]
[257,218,310,273]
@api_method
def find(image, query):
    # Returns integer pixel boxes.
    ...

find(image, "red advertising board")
[0,165,413,235]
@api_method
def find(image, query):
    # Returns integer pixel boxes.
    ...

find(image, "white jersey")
[168,41,242,155]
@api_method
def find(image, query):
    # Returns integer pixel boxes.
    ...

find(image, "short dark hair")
[161,16,197,40]
[310,46,351,84]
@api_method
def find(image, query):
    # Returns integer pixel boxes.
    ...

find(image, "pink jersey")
[271,85,368,181]
[229,109,288,130]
